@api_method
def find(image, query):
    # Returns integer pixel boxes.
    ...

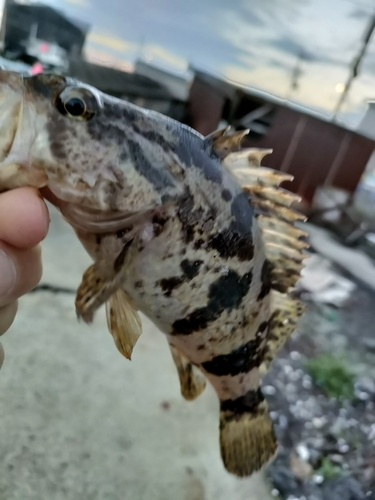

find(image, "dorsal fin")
[220,138,309,371]
[204,127,250,158]
[224,148,273,168]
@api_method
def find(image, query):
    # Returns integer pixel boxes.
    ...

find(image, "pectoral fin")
[169,344,206,401]
[106,289,142,360]
[75,239,134,323]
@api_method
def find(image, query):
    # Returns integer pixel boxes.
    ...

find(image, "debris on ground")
[263,250,375,500]
[297,254,356,308]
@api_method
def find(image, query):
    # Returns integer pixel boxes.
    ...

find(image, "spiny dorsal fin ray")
[229,167,294,188]
[262,229,309,251]
[223,148,273,169]
[250,198,307,224]
[204,127,250,157]
[256,215,308,240]
[243,185,302,207]
[265,243,308,265]
[204,126,231,143]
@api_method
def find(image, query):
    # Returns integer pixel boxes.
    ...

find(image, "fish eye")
[55,86,98,120]
[64,97,86,117]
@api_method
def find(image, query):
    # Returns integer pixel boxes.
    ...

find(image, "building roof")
[67,58,176,100]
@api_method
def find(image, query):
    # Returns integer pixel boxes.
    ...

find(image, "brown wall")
[188,82,375,205]
[185,78,226,136]
[243,107,375,204]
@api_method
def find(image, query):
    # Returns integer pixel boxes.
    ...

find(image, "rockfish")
[0,71,307,477]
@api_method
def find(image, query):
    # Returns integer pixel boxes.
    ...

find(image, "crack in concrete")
[30,284,76,295]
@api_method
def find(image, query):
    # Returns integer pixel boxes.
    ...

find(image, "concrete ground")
[0,205,272,500]
[305,222,375,291]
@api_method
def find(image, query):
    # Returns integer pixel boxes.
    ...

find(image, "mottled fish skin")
[0,72,280,477]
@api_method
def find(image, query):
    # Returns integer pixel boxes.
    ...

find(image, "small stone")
[338,441,349,453]
[296,443,310,461]
[302,376,312,390]
[312,474,324,484]
[356,376,375,395]
[269,465,299,497]
[290,351,301,361]
[290,369,303,382]
[329,454,344,464]
[368,423,375,440]
[313,416,328,429]
[322,477,366,500]
[362,338,375,350]
[283,365,294,376]
[263,385,277,396]
[289,452,313,480]
[279,415,288,429]
[355,390,370,401]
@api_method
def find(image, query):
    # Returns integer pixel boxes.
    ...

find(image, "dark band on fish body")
[257,260,272,301]
[127,139,176,190]
[180,259,203,279]
[201,338,263,377]
[220,388,264,414]
[113,239,133,272]
[158,276,185,297]
[172,270,252,334]
[207,223,254,262]
[257,321,269,338]
[132,125,175,154]
[177,189,208,244]
[221,189,232,201]
[231,192,254,236]
[175,131,223,184]
[87,119,125,145]
[205,192,255,261]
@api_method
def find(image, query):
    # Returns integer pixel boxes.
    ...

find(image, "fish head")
[0,71,181,231]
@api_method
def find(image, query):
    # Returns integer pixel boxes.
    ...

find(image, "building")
[134,59,193,102]
[1,0,90,60]
[185,67,375,207]
[67,58,186,121]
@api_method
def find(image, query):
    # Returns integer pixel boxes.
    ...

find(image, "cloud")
[64,0,90,7]
[142,44,187,70]
[84,47,134,71]
[349,7,373,19]
[266,35,348,66]
[86,33,137,53]
[222,63,290,97]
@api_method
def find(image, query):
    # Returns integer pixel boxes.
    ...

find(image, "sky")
[14,0,375,127]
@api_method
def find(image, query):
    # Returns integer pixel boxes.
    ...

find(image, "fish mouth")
[0,70,48,192]
[0,71,24,163]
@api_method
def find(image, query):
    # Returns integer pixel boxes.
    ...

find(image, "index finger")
[0,187,50,248]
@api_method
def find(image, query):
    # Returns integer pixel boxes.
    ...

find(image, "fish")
[0,71,308,477]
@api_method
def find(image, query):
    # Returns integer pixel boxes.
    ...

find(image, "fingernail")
[0,250,16,298]
[38,198,50,235]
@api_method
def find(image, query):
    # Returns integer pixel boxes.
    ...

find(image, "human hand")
[0,187,49,370]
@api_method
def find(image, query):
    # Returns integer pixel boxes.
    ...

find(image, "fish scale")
[0,71,308,477]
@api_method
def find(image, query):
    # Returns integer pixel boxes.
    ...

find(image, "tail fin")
[219,395,277,477]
